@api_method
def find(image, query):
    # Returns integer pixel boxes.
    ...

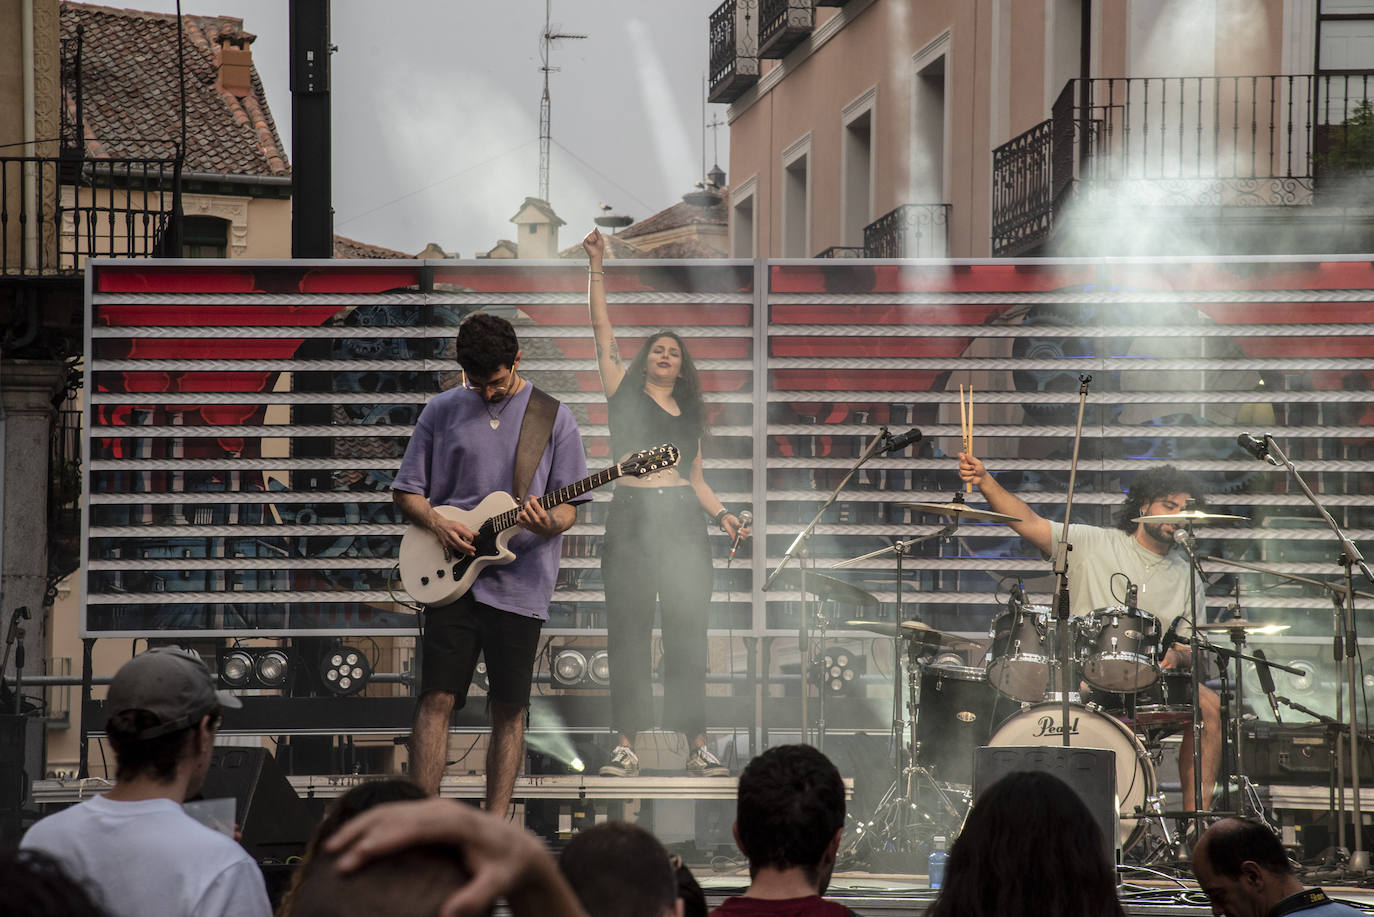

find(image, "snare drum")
[988,702,1155,850]
[914,664,998,786]
[986,604,1054,703]
[1078,605,1161,693]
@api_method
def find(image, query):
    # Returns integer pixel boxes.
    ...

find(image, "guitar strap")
[512,385,559,502]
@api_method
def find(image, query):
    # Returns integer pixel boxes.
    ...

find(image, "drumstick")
[960,384,973,493]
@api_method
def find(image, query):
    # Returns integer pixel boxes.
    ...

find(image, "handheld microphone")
[729,510,753,562]
[880,428,922,454]
[1253,648,1283,722]
[1237,432,1280,466]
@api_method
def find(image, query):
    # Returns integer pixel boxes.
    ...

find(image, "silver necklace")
[482,380,522,429]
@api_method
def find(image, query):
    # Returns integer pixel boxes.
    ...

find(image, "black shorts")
[420,593,543,709]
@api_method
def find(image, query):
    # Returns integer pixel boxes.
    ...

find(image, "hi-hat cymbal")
[772,568,878,609]
[897,501,1021,523]
[1131,510,1249,525]
[1197,618,1291,636]
[840,619,986,651]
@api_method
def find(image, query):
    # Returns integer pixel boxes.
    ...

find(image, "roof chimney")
[218,36,253,98]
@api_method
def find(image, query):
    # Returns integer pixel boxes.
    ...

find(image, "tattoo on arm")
[607,339,622,368]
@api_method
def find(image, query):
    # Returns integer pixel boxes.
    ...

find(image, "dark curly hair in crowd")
[735,744,845,887]
[106,708,220,783]
[1197,817,1292,878]
[0,847,108,916]
[455,311,520,379]
[621,331,705,423]
[925,771,1124,917]
[1114,464,1207,534]
[559,821,679,917]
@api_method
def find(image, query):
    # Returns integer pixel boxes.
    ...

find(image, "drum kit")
[832,502,1309,867]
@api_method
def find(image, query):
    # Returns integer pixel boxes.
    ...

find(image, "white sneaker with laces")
[686,745,729,777]
[600,743,640,777]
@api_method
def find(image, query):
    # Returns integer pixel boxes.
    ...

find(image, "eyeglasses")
[462,372,512,397]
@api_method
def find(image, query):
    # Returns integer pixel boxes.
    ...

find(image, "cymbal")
[897,501,1021,523]
[1197,618,1291,636]
[1131,510,1249,525]
[840,619,986,651]
[771,568,878,609]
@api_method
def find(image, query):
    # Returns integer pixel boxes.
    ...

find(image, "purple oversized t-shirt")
[392,383,589,620]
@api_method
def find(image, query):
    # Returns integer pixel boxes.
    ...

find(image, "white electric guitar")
[398,443,680,607]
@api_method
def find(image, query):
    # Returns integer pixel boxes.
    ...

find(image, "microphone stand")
[1263,435,1372,874]
[1173,524,1207,825]
[764,428,889,745]
[1053,375,1092,746]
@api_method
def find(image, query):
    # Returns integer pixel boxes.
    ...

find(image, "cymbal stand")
[1264,435,1373,874]
[1053,374,1092,746]
[1173,523,1209,838]
[814,607,830,750]
[765,429,888,745]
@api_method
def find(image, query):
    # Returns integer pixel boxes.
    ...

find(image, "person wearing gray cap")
[20,647,271,917]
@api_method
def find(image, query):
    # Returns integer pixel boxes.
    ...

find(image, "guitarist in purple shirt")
[393,312,590,815]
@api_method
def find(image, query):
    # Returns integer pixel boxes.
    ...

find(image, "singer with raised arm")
[958,453,1223,815]
[582,227,748,779]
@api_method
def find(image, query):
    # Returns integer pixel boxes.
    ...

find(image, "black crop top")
[607,385,701,469]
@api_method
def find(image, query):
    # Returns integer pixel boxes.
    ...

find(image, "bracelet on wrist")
[588,270,604,276]
[711,507,729,526]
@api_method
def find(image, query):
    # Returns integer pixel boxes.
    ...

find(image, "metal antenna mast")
[539,0,585,203]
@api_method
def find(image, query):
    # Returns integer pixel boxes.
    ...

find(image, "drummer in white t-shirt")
[958,454,1224,815]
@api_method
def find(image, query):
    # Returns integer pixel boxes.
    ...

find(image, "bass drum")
[987,703,1154,850]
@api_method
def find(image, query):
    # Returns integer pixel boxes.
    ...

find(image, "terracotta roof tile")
[619,194,726,240]
[333,234,413,259]
[60,2,290,177]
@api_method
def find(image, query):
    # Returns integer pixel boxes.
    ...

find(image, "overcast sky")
[140,0,731,257]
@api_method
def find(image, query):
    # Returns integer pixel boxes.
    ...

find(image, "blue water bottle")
[928,836,947,889]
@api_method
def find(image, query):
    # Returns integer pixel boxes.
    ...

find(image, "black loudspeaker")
[973,745,1118,864]
[0,715,44,847]
[196,747,315,861]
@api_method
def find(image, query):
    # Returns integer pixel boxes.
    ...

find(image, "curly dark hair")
[559,821,678,917]
[924,771,1125,917]
[0,847,108,916]
[455,311,520,378]
[1198,817,1292,878]
[735,744,845,886]
[106,708,219,783]
[622,331,705,422]
[1114,464,1207,533]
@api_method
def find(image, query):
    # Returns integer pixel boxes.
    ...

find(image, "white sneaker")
[686,745,729,777]
[600,744,640,777]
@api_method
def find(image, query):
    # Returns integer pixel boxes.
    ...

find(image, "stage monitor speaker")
[0,715,44,848]
[973,745,1118,865]
[196,747,314,862]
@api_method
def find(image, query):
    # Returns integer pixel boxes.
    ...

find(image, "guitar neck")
[487,464,624,533]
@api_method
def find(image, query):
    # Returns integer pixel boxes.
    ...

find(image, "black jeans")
[602,485,713,740]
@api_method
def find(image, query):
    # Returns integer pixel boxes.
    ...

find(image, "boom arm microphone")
[1237,432,1280,466]
[1253,648,1283,722]
[880,428,922,454]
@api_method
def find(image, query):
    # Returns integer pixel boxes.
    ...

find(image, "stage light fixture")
[320,646,371,696]
[218,649,254,690]
[589,650,611,686]
[552,648,588,687]
[254,649,291,688]
[819,646,865,697]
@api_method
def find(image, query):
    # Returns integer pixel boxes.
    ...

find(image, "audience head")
[456,311,520,378]
[104,647,238,785]
[925,771,1124,917]
[734,744,846,891]
[278,778,429,917]
[1192,817,1303,917]
[285,844,475,917]
[671,853,707,917]
[0,847,108,916]
[559,821,682,917]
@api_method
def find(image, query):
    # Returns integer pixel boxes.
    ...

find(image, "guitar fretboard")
[481,464,624,535]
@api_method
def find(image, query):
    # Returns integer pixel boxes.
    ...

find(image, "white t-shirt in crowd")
[20,794,272,917]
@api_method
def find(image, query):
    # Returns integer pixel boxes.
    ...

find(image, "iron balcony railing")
[757,0,812,60]
[992,74,1374,255]
[863,203,951,259]
[1,154,182,276]
[708,0,760,104]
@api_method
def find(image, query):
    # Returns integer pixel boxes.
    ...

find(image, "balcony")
[862,203,951,258]
[2,154,182,277]
[758,0,812,60]
[708,0,760,104]
[992,74,1374,256]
